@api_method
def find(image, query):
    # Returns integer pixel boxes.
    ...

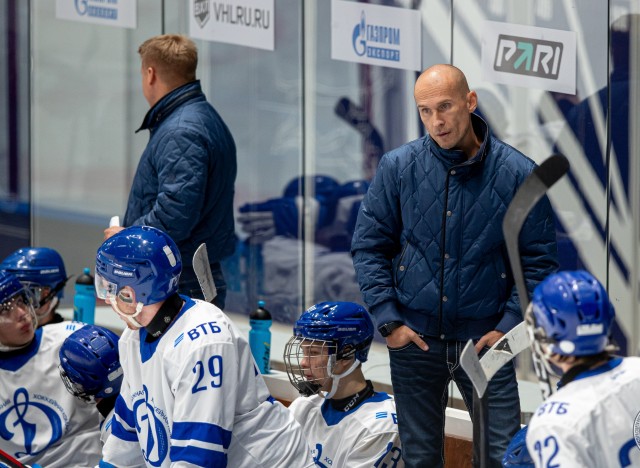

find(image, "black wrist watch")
[378,321,403,337]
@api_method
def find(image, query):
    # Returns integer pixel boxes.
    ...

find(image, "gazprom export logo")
[351,11,400,63]
[494,34,563,80]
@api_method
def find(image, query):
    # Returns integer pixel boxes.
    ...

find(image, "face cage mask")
[283,336,362,399]
[0,291,38,352]
[59,365,95,403]
[95,271,145,328]
[525,310,561,400]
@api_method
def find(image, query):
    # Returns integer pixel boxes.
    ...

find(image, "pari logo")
[194,0,210,28]
[352,11,401,63]
[494,34,563,80]
[0,388,66,458]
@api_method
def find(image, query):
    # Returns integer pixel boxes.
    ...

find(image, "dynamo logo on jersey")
[133,385,169,467]
[351,11,401,62]
[0,388,66,458]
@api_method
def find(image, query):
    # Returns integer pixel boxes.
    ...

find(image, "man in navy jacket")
[351,64,558,467]
[104,34,236,309]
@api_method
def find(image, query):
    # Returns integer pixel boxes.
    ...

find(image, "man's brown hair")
[138,34,198,87]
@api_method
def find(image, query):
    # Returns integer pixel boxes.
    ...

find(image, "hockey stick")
[503,153,569,400]
[461,154,570,467]
[479,320,529,381]
[0,448,28,468]
[192,243,217,303]
[460,339,490,468]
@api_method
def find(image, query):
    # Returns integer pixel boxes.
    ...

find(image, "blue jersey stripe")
[173,421,232,448]
[111,417,139,442]
[170,444,228,466]
[99,460,118,468]
[113,395,137,428]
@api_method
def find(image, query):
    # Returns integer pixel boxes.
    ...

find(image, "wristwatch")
[378,321,403,337]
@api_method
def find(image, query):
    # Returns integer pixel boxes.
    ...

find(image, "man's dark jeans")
[389,337,520,468]
[179,262,227,310]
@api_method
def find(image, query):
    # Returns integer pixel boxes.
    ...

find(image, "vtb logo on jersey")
[0,388,65,458]
[494,34,563,80]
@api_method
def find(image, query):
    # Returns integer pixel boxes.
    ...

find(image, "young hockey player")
[0,271,102,467]
[284,301,403,467]
[95,225,312,467]
[525,270,640,467]
[59,324,123,444]
[0,247,69,326]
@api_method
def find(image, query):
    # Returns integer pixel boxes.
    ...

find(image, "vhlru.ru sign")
[494,35,563,80]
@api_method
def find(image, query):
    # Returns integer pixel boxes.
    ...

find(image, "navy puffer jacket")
[124,81,237,266]
[351,115,558,340]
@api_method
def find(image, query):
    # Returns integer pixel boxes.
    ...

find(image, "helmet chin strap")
[323,358,362,399]
[36,297,57,319]
[109,295,145,329]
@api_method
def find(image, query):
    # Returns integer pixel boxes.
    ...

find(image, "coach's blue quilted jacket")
[124,81,237,266]
[351,115,558,340]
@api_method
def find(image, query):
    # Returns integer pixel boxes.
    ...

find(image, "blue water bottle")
[249,300,272,374]
[74,268,96,324]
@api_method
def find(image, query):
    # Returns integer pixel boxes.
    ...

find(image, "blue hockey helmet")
[0,247,68,303]
[59,324,123,401]
[527,270,614,356]
[502,426,533,468]
[95,226,181,305]
[294,301,374,362]
[285,301,374,397]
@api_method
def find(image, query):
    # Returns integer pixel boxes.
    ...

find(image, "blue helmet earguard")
[529,270,615,356]
[59,324,123,401]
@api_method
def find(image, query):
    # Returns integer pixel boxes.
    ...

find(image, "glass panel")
[304,0,451,315]
[30,0,160,296]
[606,4,640,357]
[190,0,305,321]
[451,0,611,387]
[0,0,30,258]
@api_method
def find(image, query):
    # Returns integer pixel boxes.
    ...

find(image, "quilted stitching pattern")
[352,120,558,340]
[124,81,237,266]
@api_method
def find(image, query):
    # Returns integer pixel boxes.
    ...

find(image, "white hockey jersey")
[527,357,640,468]
[288,391,404,467]
[0,322,102,467]
[101,297,313,468]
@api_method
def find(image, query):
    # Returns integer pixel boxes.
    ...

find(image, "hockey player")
[59,324,123,444]
[95,225,313,467]
[0,247,69,326]
[284,301,403,467]
[525,270,640,467]
[0,271,102,467]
